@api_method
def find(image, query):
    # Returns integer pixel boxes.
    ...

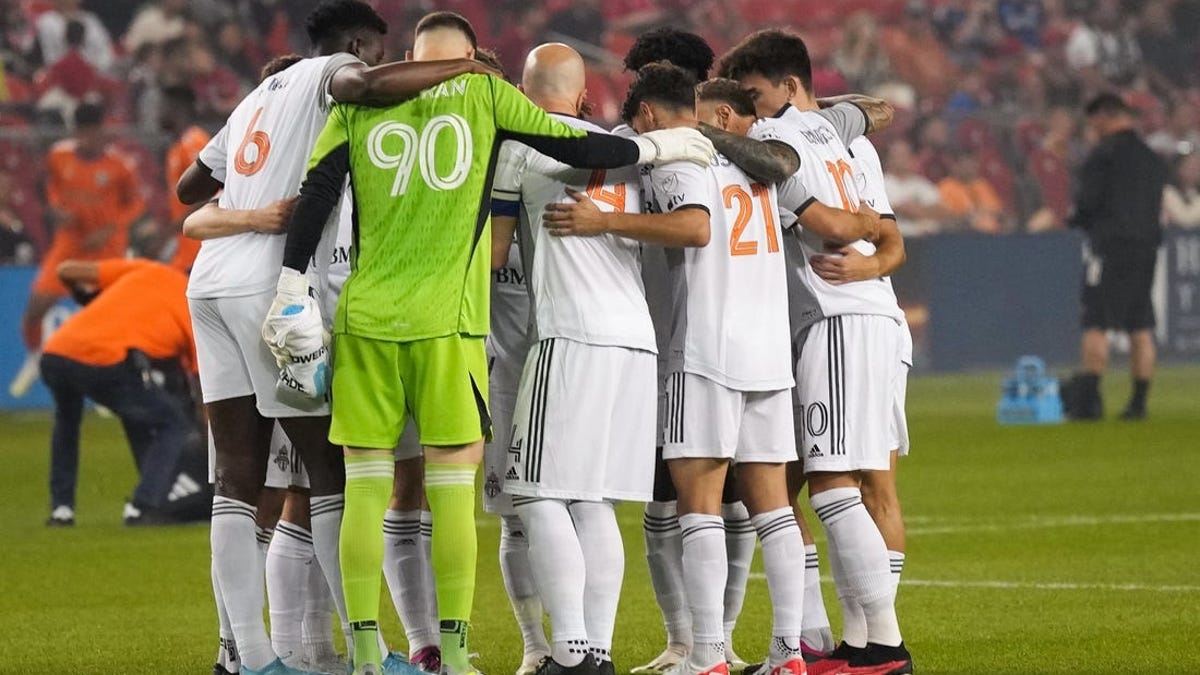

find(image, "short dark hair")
[305,0,387,50]
[474,47,506,81]
[65,19,85,47]
[624,28,714,82]
[621,63,697,124]
[415,11,477,49]
[1084,92,1133,117]
[261,54,304,80]
[696,78,756,118]
[74,102,105,128]
[718,29,813,94]
[162,84,197,109]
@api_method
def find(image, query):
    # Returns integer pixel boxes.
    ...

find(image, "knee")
[860,480,900,519]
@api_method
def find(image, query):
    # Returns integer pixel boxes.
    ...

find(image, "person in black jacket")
[1066,93,1168,420]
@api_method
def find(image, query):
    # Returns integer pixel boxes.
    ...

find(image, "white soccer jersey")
[489,241,532,371]
[492,115,655,352]
[650,155,792,391]
[187,53,359,300]
[754,104,904,332]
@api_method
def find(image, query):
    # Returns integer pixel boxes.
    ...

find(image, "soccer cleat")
[838,643,912,675]
[516,651,551,675]
[766,659,806,675]
[8,351,39,398]
[1119,403,1147,421]
[665,660,730,675]
[242,657,329,675]
[384,652,425,675]
[212,665,235,675]
[532,657,599,675]
[46,505,75,527]
[725,645,748,672]
[594,657,616,675]
[410,647,441,674]
[631,645,688,674]
[800,643,830,665]
[805,643,863,675]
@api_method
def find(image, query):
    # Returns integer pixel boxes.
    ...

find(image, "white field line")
[905,512,1200,536]
[747,574,1200,593]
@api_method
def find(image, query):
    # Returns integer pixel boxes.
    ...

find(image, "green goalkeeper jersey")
[293,73,639,343]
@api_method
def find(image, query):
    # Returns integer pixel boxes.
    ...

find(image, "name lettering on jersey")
[493,266,525,286]
[267,76,287,92]
[799,126,838,146]
[420,79,468,100]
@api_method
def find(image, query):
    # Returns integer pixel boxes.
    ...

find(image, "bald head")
[522,43,586,112]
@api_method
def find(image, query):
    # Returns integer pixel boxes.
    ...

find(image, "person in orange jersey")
[12,102,145,398]
[41,258,196,526]
[162,84,209,272]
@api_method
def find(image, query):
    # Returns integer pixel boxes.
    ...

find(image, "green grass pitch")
[1,367,1198,674]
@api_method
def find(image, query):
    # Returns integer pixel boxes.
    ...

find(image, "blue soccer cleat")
[242,657,330,675]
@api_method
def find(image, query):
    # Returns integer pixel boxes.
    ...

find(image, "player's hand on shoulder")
[544,188,608,237]
[254,197,298,235]
[634,127,716,167]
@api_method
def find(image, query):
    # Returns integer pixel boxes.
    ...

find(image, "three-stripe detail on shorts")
[524,338,556,484]
[666,372,686,444]
[826,317,847,456]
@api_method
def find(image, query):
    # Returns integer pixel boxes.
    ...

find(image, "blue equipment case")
[997,356,1064,425]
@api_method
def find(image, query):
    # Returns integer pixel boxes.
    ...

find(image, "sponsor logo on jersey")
[493,266,524,286]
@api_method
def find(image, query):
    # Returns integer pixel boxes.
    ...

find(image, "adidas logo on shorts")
[808,445,822,458]
[505,467,520,481]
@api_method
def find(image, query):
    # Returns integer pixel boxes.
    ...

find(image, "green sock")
[426,463,478,671]
[340,454,394,668]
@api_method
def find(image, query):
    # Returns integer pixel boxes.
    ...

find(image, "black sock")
[1130,379,1150,409]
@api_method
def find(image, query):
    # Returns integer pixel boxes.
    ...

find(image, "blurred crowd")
[1,0,1199,265]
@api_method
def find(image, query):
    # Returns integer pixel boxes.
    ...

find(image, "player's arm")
[280,113,350,274]
[330,58,500,105]
[183,198,296,240]
[1067,150,1107,232]
[177,124,229,205]
[697,124,799,185]
[544,188,710,247]
[56,260,100,287]
[809,216,906,284]
[490,142,525,270]
[794,197,881,245]
[816,95,894,134]
[489,77,713,169]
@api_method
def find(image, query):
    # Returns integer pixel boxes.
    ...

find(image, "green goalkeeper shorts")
[329,332,491,450]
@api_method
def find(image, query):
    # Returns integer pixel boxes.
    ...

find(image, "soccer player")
[162,84,210,272]
[490,42,681,675]
[618,30,758,675]
[175,2,504,673]
[13,102,144,398]
[719,29,913,675]
[40,258,194,526]
[263,12,713,675]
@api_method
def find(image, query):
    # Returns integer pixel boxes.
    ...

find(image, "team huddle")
[179,3,913,675]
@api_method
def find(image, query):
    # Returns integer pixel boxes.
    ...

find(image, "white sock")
[303,554,339,664]
[722,501,755,647]
[266,521,313,666]
[384,509,438,653]
[679,512,726,670]
[812,487,901,648]
[800,544,834,653]
[889,551,906,590]
[500,515,550,656]
[643,501,691,648]
[569,501,623,663]
[256,525,273,570]
[419,510,439,643]
[750,507,806,662]
[826,533,867,648]
[212,496,275,670]
[516,498,588,667]
[310,494,353,658]
[212,556,240,673]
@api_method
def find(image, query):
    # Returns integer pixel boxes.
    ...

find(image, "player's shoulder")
[48,138,77,156]
[848,134,879,160]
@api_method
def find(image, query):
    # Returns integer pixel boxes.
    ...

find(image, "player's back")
[655,153,792,391]
[188,54,356,300]
[504,115,653,352]
[756,106,903,329]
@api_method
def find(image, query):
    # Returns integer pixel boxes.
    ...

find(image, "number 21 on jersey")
[724,183,780,257]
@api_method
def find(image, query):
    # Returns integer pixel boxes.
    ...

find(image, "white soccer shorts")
[483,355,523,514]
[795,314,903,473]
[662,371,796,464]
[504,338,656,503]
[891,321,913,457]
[206,421,309,489]
[190,290,329,419]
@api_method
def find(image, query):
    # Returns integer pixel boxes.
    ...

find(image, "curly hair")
[260,54,304,81]
[621,62,697,125]
[717,29,812,93]
[624,28,714,82]
[305,0,386,50]
[695,78,756,118]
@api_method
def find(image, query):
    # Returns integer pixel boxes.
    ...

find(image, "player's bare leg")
[1122,329,1155,419]
[860,453,905,585]
[267,488,315,667]
[385,456,442,671]
[209,395,281,672]
[733,463,808,675]
[11,292,58,397]
[668,457,729,675]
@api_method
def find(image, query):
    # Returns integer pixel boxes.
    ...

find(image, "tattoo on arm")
[698,124,799,184]
[816,94,895,133]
